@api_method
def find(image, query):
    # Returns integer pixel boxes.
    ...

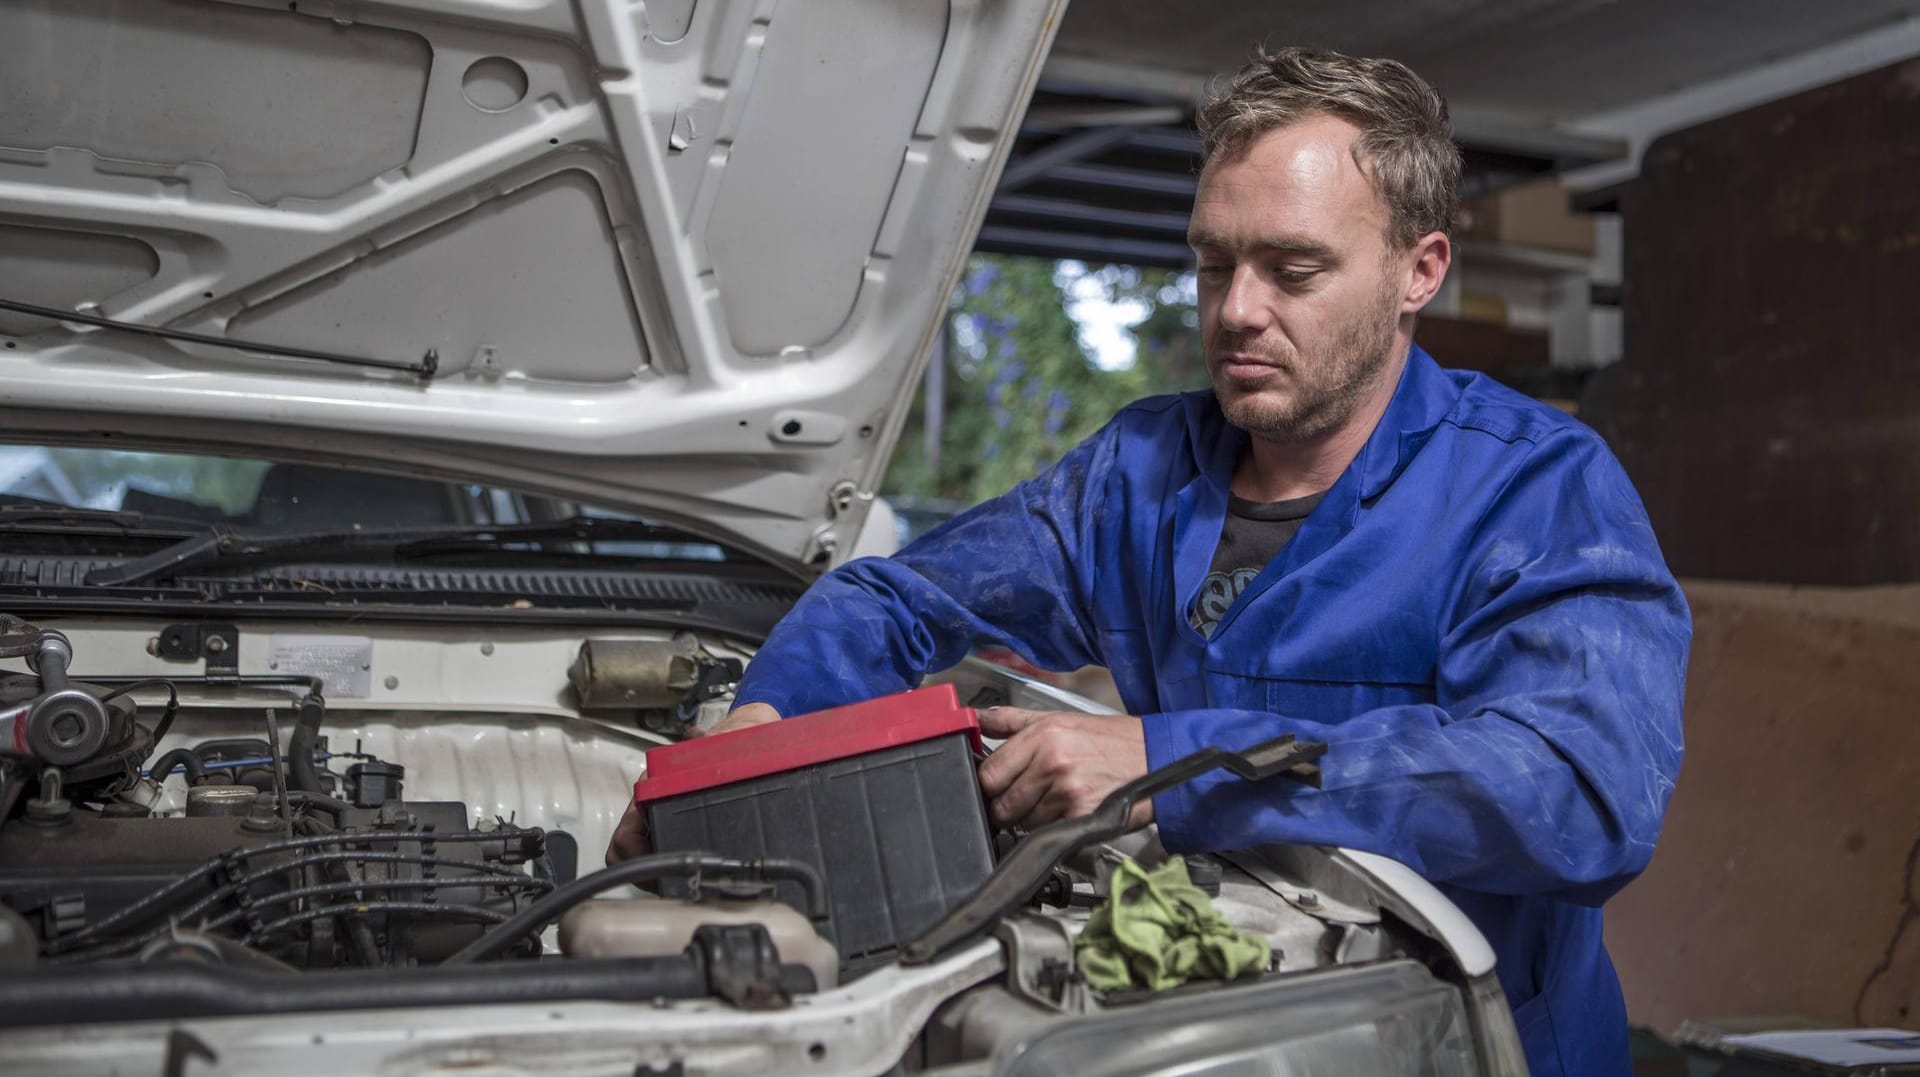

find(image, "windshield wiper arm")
[85,516,714,588]
[0,497,217,533]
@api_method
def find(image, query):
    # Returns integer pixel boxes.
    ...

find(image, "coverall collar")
[1171,344,1463,643]
[1183,342,1462,503]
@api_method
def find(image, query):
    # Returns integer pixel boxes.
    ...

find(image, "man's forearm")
[1145,695,1677,904]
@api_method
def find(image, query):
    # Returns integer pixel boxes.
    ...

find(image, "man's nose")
[1217,264,1274,333]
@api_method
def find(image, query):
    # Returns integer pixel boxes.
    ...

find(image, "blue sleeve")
[1147,436,1690,905]
[732,417,1122,718]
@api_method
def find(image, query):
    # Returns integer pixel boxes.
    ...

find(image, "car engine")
[0,611,1529,1075]
[0,614,558,971]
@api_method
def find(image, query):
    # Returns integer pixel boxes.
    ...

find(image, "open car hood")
[0,0,1064,570]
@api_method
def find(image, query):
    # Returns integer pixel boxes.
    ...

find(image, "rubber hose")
[146,748,206,785]
[442,853,827,965]
[287,696,327,794]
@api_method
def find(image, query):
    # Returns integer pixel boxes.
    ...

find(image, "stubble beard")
[1210,282,1404,444]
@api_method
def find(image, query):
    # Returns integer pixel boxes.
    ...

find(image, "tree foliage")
[44,449,269,515]
[883,254,1204,506]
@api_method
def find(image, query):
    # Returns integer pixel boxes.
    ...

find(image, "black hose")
[287,695,327,794]
[443,853,828,965]
[287,790,354,818]
[145,748,206,785]
[99,679,179,745]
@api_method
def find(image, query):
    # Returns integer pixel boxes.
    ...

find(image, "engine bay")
[0,610,1513,1077]
[0,614,561,973]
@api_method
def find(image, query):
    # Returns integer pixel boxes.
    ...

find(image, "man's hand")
[604,702,785,865]
[606,801,651,865]
[709,701,782,736]
[976,707,1151,831]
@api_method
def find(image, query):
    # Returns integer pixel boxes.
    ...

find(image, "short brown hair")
[1196,47,1461,248]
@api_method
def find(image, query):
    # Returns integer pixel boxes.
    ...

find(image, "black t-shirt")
[1187,492,1325,638]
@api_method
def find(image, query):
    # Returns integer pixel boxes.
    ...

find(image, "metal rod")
[0,297,437,379]
[264,708,293,841]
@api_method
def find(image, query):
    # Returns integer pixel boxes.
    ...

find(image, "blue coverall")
[736,346,1691,1076]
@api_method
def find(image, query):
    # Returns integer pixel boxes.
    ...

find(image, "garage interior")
[0,0,1915,1069]
[989,0,1920,1060]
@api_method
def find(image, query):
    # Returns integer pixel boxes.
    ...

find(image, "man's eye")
[1274,267,1319,283]
[1196,264,1232,278]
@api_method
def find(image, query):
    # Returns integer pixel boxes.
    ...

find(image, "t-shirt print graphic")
[1190,566,1262,638]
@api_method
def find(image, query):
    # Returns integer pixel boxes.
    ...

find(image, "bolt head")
[24,797,71,825]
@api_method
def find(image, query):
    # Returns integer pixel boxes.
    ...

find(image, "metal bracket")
[672,656,744,726]
[161,1028,218,1077]
[47,894,86,939]
[993,914,1094,1014]
[826,480,866,517]
[156,623,239,675]
[801,525,839,566]
[0,615,43,659]
[690,923,790,1011]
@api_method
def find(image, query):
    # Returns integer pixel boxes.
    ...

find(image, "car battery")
[634,684,995,970]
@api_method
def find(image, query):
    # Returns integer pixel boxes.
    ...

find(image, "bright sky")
[1056,260,1195,371]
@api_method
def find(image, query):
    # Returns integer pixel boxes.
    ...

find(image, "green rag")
[1073,857,1271,993]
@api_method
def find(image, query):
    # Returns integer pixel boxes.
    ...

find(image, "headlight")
[997,960,1479,1077]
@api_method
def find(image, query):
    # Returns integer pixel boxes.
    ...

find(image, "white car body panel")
[0,0,1065,569]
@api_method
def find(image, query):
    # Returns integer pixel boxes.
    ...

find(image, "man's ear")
[1401,231,1452,314]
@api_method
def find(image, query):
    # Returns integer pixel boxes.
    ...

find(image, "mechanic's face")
[1188,115,1424,443]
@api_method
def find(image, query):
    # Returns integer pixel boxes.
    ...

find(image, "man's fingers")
[708,702,782,736]
[977,722,1041,799]
[977,713,1153,831]
[976,705,1051,739]
[605,801,650,865]
[989,784,1048,828]
[984,744,1051,828]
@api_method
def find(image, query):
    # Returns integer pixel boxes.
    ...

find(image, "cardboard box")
[1456,179,1596,255]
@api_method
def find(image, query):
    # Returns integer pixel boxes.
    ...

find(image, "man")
[613,47,1687,1077]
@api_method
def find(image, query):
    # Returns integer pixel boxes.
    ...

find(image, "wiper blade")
[0,496,215,532]
[85,516,716,588]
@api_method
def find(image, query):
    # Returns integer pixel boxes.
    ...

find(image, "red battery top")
[632,684,983,805]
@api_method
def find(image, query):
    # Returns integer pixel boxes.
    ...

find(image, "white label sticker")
[268,635,374,699]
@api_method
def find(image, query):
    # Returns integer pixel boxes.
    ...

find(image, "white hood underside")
[0,0,1066,569]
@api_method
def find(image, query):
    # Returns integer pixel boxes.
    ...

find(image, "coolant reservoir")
[558,897,840,989]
